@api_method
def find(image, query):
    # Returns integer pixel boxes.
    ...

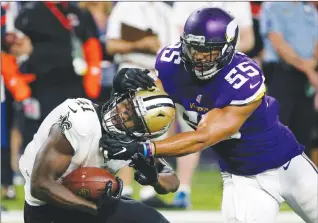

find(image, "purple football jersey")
[155,42,304,175]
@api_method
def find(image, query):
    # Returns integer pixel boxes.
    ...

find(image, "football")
[62,167,118,201]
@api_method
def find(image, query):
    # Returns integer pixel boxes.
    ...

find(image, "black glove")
[99,134,153,160]
[96,177,123,222]
[113,68,155,93]
[129,153,158,186]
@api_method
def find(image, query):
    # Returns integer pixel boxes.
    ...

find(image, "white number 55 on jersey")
[225,61,260,89]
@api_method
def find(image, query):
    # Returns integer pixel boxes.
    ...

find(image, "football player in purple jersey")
[102,7,318,223]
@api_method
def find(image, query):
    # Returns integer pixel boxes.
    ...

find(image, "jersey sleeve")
[155,47,169,74]
[155,42,182,103]
[155,42,182,75]
[227,56,266,106]
[58,99,98,153]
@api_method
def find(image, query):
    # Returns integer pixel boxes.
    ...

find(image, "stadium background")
[1,1,317,223]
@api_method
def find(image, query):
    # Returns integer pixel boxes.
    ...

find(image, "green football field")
[1,169,291,211]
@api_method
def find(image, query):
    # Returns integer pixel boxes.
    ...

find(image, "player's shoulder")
[219,52,266,106]
[155,42,182,71]
[155,42,183,82]
[59,98,100,136]
[221,52,263,82]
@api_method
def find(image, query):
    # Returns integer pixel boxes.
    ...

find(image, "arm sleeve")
[58,111,82,152]
[57,100,96,154]
[228,59,266,106]
[230,81,266,106]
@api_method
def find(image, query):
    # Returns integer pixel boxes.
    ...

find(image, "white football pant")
[221,153,318,223]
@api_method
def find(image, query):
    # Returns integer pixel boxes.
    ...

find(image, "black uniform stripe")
[143,95,171,101]
[146,103,175,110]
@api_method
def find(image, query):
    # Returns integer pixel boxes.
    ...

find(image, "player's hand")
[99,134,153,160]
[113,68,155,93]
[129,153,158,186]
[96,177,123,221]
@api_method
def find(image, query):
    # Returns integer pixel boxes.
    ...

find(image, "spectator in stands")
[170,1,255,209]
[1,1,34,203]
[246,2,264,68]
[259,3,280,85]
[260,2,318,157]
[79,2,116,103]
[105,2,179,208]
[14,2,103,153]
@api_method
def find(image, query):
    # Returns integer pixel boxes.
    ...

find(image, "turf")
[1,169,291,211]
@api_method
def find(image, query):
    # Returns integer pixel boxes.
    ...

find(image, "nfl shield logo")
[196,94,202,103]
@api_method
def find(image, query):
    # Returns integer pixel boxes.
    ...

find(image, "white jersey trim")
[230,82,266,106]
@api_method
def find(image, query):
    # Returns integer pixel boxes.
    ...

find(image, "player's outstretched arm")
[30,124,98,216]
[153,100,262,157]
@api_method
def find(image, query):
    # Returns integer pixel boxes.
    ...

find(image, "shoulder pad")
[221,53,266,106]
[155,42,182,74]
[60,98,100,136]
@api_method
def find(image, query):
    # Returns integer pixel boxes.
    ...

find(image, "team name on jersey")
[189,103,209,112]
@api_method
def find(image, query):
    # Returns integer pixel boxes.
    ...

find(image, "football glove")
[113,68,155,93]
[129,153,158,186]
[99,134,153,160]
[96,177,123,222]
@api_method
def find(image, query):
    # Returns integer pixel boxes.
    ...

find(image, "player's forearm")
[152,173,180,194]
[152,131,211,157]
[31,180,98,215]
[152,115,237,157]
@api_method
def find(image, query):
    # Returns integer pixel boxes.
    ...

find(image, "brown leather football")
[62,167,118,201]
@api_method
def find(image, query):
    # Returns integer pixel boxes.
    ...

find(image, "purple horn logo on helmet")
[180,7,239,80]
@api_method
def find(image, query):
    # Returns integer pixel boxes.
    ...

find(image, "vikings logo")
[225,20,238,43]
[58,112,72,133]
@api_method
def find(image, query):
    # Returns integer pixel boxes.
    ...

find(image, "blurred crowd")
[1,1,318,211]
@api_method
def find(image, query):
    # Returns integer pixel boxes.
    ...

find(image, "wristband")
[143,142,153,158]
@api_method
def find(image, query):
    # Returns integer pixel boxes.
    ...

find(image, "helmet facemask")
[101,91,149,139]
[101,89,175,140]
